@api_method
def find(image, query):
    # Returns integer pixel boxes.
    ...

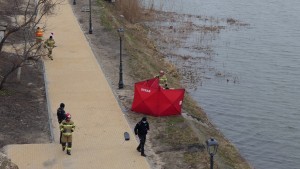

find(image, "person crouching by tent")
[134,117,149,157]
[155,70,168,87]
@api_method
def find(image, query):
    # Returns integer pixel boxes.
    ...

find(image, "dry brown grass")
[115,0,141,23]
[98,1,253,168]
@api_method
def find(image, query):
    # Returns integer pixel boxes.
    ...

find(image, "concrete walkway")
[5,1,150,169]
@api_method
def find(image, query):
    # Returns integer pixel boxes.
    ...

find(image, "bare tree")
[0,0,62,90]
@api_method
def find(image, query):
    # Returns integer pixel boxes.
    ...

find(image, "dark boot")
[136,147,141,152]
[62,143,66,151]
[141,153,146,157]
[66,142,72,155]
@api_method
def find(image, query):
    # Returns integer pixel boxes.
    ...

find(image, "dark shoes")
[62,146,71,155]
[137,147,146,156]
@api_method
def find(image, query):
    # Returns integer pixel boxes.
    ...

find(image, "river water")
[141,0,300,169]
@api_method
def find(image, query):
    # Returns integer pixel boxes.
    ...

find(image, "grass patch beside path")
[97,0,114,31]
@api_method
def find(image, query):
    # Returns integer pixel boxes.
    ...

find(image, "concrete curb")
[42,60,55,142]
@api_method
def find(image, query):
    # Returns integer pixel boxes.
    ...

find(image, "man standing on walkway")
[57,103,66,144]
[60,113,75,155]
[134,117,149,157]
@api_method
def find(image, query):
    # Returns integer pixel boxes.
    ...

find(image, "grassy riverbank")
[96,0,253,168]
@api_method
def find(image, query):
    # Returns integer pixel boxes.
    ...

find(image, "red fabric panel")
[131,78,185,116]
[157,88,185,116]
[131,78,160,115]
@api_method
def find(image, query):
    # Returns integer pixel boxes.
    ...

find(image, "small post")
[124,132,130,141]
[117,28,124,89]
[206,138,218,169]
[17,67,21,82]
[89,0,93,34]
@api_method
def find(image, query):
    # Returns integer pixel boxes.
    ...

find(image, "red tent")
[131,78,185,116]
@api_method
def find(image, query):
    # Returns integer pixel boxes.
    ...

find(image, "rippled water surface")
[142,0,300,168]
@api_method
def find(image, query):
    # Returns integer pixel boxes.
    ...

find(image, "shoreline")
[71,0,253,168]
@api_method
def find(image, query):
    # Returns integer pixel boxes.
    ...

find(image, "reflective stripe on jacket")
[60,120,75,136]
[45,39,55,48]
[36,30,43,37]
[159,75,167,85]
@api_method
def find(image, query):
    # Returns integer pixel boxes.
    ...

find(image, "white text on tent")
[141,88,151,93]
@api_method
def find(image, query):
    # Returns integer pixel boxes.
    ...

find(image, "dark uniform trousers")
[60,129,62,144]
[137,135,146,154]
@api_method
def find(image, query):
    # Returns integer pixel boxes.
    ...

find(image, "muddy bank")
[71,0,252,168]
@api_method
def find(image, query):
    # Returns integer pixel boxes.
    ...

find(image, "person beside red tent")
[155,70,168,87]
[134,117,149,157]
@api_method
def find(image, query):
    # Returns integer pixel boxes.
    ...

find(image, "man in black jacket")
[57,103,66,144]
[134,117,149,157]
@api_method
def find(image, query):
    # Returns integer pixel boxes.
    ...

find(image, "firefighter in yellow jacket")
[44,36,56,60]
[60,113,75,155]
[156,70,168,87]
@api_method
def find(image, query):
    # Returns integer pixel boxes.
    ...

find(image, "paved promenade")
[5,1,150,169]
